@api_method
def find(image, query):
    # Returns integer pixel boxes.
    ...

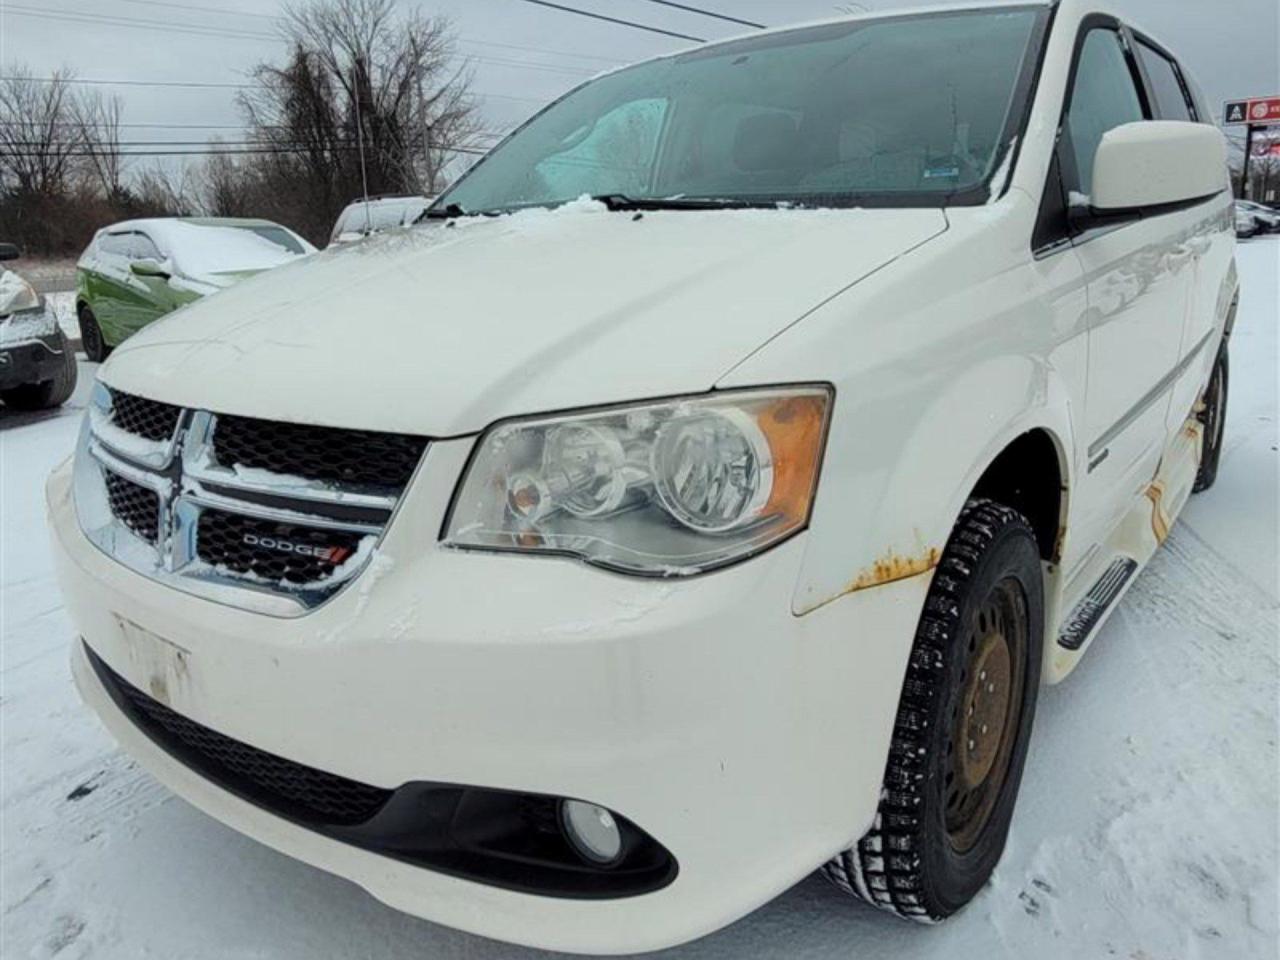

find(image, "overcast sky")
[1,0,1276,177]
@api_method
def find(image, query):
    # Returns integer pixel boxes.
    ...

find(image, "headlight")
[442,386,832,576]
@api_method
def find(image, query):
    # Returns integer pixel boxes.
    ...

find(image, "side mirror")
[131,257,171,279]
[0,242,20,262]
[1089,121,1227,213]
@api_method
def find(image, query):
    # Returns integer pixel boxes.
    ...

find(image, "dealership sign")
[1225,96,1280,125]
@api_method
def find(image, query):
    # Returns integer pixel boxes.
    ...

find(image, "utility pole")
[1242,124,1255,200]
[352,57,372,233]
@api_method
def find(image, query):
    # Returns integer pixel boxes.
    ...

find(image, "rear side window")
[1065,30,1147,196]
[1135,41,1194,122]
[100,233,132,256]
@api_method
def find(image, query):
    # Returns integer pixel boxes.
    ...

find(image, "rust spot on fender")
[797,545,942,616]
[847,547,942,592]
[1053,524,1068,565]
[1146,481,1170,545]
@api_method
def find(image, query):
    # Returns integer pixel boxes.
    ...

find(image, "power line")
[3,6,279,43]
[633,0,764,29]
[462,37,618,65]
[0,76,552,107]
[114,0,278,20]
[0,122,515,139]
[0,75,250,90]
[112,0,623,66]
[4,144,490,158]
[509,0,705,42]
[4,7,596,77]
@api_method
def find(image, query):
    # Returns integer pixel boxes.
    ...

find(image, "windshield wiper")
[590,194,772,212]
[419,202,473,220]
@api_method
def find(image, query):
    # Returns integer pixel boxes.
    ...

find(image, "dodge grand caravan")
[48,1,1235,953]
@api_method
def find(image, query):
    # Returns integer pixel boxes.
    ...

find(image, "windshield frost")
[440,7,1043,213]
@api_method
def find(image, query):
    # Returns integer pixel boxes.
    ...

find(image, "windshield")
[169,222,306,277]
[235,224,308,255]
[438,6,1047,214]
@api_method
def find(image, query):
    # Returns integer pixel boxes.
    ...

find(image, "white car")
[328,195,433,246]
[48,2,1234,953]
[1235,199,1280,234]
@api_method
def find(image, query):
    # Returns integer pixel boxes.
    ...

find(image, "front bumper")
[0,331,65,391]
[49,441,929,954]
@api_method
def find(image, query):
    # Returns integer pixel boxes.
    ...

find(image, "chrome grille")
[195,509,366,585]
[104,471,161,543]
[212,413,426,490]
[108,389,181,442]
[74,383,426,616]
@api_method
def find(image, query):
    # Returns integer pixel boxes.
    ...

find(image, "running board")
[1057,557,1139,651]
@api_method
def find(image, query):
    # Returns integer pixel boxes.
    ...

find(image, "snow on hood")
[167,222,305,283]
[101,204,946,436]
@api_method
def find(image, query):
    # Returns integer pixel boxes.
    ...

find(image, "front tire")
[1193,343,1228,493]
[824,499,1043,922]
[79,304,110,362]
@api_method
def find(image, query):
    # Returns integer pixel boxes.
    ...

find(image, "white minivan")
[50,1,1234,953]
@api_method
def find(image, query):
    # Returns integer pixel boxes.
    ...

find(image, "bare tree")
[133,163,199,216]
[0,66,83,197]
[200,146,253,217]
[232,0,476,241]
[73,89,126,200]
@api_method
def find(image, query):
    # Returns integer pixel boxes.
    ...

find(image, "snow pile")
[44,291,80,342]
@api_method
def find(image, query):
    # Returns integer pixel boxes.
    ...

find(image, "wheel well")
[970,430,1065,563]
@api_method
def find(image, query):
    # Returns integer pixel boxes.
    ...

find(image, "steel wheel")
[944,578,1028,853]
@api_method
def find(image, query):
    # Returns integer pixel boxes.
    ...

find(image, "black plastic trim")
[86,641,678,899]
[0,331,64,391]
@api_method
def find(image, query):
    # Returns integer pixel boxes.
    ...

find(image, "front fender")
[789,355,1075,617]
[717,194,1086,624]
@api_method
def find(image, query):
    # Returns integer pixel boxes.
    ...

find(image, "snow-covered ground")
[2,241,1277,959]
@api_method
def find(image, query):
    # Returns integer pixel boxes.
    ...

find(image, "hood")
[172,268,267,298]
[184,267,269,291]
[103,203,946,435]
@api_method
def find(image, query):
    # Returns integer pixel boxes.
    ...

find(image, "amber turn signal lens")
[756,394,829,526]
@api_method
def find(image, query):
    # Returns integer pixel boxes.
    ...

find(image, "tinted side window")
[1066,29,1146,195]
[132,233,163,261]
[100,233,132,256]
[1136,42,1193,122]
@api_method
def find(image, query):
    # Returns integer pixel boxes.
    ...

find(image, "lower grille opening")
[104,471,160,544]
[85,644,678,898]
[195,510,365,585]
[122,666,390,826]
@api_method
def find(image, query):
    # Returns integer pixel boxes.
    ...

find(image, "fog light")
[560,799,623,866]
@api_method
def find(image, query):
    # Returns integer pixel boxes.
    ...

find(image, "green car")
[75,217,315,360]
